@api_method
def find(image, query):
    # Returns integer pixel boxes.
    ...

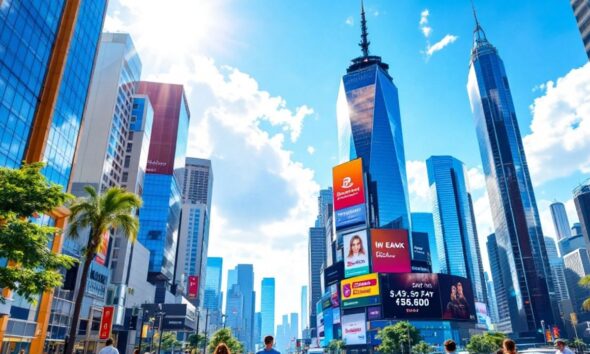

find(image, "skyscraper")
[235,264,255,352]
[484,272,499,325]
[411,213,438,273]
[570,0,590,60]
[260,278,275,340]
[336,2,410,229]
[136,82,190,298]
[176,158,213,305]
[544,237,571,304]
[308,226,326,337]
[426,156,486,302]
[574,180,590,250]
[316,188,333,228]
[204,257,223,330]
[300,285,308,338]
[290,313,299,342]
[486,233,511,333]
[467,10,555,334]
[563,249,590,322]
[0,0,107,350]
[551,202,572,240]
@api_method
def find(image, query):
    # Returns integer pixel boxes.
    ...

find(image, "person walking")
[443,339,456,354]
[256,336,280,354]
[98,338,119,354]
[214,343,232,354]
[502,339,517,354]
[555,339,575,354]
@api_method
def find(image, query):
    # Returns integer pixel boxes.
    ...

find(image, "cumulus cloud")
[524,63,590,185]
[307,146,315,155]
[345,16,354,26]
[467,166,486,191]
[407,160,431,212]
[105,0,318,319]
[419,9,458,58]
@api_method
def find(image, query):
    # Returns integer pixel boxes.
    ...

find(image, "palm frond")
[579,275,590,288]
[112,214,139,242]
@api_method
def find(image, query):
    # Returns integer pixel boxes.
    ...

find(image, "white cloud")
[345,16,354,26]
[467,166,486,191]
[419,9,458,58]
[524,63,590,185]
[307,146,315,155]
[407,160,431,212]
[426,35,459,57]
[106,0,318,322]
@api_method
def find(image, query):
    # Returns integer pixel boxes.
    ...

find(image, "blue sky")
[105,0,590,325]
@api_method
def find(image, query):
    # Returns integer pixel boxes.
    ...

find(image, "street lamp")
[203,308,210,354]
[156,303,166,354]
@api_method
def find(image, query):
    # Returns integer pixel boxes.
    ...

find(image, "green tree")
[377,321,421,354]
[466,332,506,354]
[207,328,244,354]
[328,339,344,354]
[568,338,587,354]
[0,162,76,303]
[152,331,182,352]
[64,186,141,354]
[188,333,207,353]
[578,276,590,310]
[412,341,433,354]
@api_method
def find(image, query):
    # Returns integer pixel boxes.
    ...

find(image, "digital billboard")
[475,302,491,329]
[188,276,199,299]
[324,262,344,287]
[341,273,380,309]
[439,274,476,321]
[333,159,367,229]
[411,231,431,263]
[329,284,340,308]
[380,273,476,321]
[342,313,367,345]
[95,231,110,266]
[367,306,382,320]
[343,230,370,277]
[324,308,334,344]
[99,306,114,340]
[370,229,411,273]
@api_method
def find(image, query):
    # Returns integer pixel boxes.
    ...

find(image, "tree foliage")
[412,341,434,354]
[208,328,244,354]
[188,333,207,353]
[466,332,506,354]
[328,339,344,353]
[153,331,182,351]
[65,186,141,354]
[0,162,76,303]
[578,275,590,310]
[568,339,587,354]
[377,321,421,354]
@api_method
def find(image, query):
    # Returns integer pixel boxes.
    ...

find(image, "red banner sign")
[99,306,114,340]
[188,275,199,299]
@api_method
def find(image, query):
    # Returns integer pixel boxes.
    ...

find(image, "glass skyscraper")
[574,180,590,250]
[308,226,326,337]
[467,12,555,334]
[260,278,276,340]
[0,0,107,351]
[336,3,410,229]
[136,82,189,288]
[204,257,223,311]
[571,0,590,60]
[411,212,439,273]
[426,156,486,302]
[300,285,308,338]
[550,202,572,241]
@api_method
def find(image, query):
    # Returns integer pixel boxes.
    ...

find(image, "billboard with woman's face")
[343,230,370,278]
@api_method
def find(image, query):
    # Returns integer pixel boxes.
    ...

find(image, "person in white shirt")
[555,339,574,354]
[98,338,119,354]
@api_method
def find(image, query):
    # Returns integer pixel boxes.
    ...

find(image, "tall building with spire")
[336,1,410,229]
[467,7,555,335]
[550,202,572,240]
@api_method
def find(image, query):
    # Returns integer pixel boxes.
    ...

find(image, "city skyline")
[101,0,589,320]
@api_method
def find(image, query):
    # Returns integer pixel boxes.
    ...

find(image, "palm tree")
[64,186,141,354]
[579,275,590,310]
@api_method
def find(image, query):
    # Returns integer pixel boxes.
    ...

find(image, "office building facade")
[136,82,189,291]
[574,180,590,250]
[563,249,590,322]
[486,234,512,333]
[203,257,223,331]
[545,236,571,303]
[260,278,275,340]
[467,13,555,334]
[411,212,438,273]
[551,202,572,240]
[0,0,107,351]
[308,227,326,336]
[426,156,486,302]
[336,4,410,230]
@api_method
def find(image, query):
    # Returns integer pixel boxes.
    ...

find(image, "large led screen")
[342,313,367,345]
[343,230,370,277]
[370,229,411,273]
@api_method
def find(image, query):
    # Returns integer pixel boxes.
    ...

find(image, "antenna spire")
[471,0,487,43]
[359,0,370,57]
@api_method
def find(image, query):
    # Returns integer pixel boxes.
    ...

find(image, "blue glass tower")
[261,278,276,340]
[467,11,555,334]
[411,212,439,273]
[204,257,223,311]
[336,3,410,229]
[426,156,486,302]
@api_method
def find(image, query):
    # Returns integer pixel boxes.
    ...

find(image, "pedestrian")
[18,349,25,354]
[502,339,517,354]
[98,338,120,354]
[256,336,281,354]
[214,343,232,354]
[133,349,140,354]
[555,339,574,354]
[443,339,456,354]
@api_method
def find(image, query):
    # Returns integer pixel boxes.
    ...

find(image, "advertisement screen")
[188,276,199,299]
[99,306,114,340]
[370,229,411,273]
[439,274,476,321]
[475,302,490,329]
[324,262,344,287]
[341,273,380,309]
[411,231,431,263]
[343,230,370,277]
[324,308,334,344]
[329,284,340,308]
[333,159,366,211]
[95,231,110,266]
[381,273,443,319]
[342,313,367,345]
[367,306,382,320]
[335,204,366,230]
[333,307,341,324]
